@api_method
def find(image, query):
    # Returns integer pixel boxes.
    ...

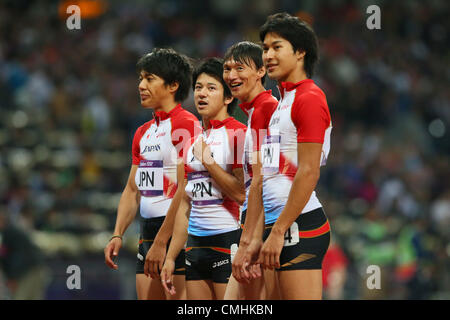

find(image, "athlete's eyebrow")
[270,40,283,46]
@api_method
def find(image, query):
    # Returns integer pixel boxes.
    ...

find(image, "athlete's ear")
[168,81,180,94]
[224,95,234,106]
[295,50,306,61]
[257,65,266,80]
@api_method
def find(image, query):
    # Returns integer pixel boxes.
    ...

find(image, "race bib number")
[230,243,238,263]
[135,160,164,196]
[261,135,280,175]
[187,171,223,205]
[284,222,300,247]
[243,150,252,188]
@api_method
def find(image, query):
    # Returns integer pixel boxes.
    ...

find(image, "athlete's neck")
[152,100,179,114]
[240,82,266,104]
[278,68,308,85]
[202,107,229,129]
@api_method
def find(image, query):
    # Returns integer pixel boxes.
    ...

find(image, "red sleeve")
[171,112,201,158]
[131,123,150,165]
[251,99,277,151]
[291,92,330,143]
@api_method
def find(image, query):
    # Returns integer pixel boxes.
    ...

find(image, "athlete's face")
[223,58,265,102]
[194,73,230,119]
[262,32,305,83]
[138,71,172,109]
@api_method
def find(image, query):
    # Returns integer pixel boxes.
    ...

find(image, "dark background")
[0,0,448,299]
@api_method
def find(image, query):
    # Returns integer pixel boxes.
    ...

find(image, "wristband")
[110,235,123,242]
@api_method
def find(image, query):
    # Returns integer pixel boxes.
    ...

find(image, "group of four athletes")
[104,12,333,300]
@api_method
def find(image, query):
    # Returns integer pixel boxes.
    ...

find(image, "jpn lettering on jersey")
[261,134,280,175]
[187,171,223,205]
[135,160,164,196]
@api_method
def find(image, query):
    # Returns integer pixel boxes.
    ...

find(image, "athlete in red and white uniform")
[255,13,332,300]
[104,48,200,300]
[261,79,332,224]
[161,58,246,300]
[240,90,277,214]
[132,104,200,219]
[222,41,279,300]
[184,117,246,236]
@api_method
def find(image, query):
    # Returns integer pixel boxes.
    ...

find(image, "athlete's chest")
[187,128,231,171]
[268,91,296,131]
[140,121,174,160]
[268,91,297,144]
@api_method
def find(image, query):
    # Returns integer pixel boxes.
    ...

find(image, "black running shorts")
[136,216,185,275]
[185,229,240,283]
[263,208,331,271]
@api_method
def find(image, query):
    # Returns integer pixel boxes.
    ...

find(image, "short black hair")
[259,12,319,78]
[136,48,193,102]
[223,41,266,84]
[192,57,236,114]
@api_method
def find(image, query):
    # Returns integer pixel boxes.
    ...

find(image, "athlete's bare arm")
[145,161,185,278]
[232,150,264,282]
[104,165,141,269]
[257,142,322,269]
[160,180,191,295]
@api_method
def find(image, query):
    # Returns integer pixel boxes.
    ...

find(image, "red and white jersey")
[184,117,247,236]
[132,104,201,219]
[262,79,332,225]
[239,90,278,212]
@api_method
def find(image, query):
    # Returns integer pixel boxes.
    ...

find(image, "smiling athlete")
[255,13,333,300]
[222,41,279,300]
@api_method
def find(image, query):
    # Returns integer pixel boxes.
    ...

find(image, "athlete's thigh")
[263,268,281,300]
[165,274,186,300]
[241,275,265,300]
[277,269,323,300]
[212,282,228,300]
[223,275,242,300]
[136,274,166,300]
[187,280,215,300]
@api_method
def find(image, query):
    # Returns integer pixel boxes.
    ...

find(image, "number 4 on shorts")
[284,222,299,247]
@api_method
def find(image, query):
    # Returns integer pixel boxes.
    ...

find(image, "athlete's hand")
[104,238,122,270]
[246,238,263,278]
[193,136,213,165]
[257,229,284,270]
[144,240,166,279]
[232,243,251,284]
[161,259,176,296]
[248,263,262,280]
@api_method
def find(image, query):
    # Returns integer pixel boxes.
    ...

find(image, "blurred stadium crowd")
[0,0,448,299]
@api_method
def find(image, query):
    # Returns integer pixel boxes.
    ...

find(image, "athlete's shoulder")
[174,106,199,122]
[297,81,327,102]
[171,107,200,131]
[133,119,154,139]
[226,117,247,130]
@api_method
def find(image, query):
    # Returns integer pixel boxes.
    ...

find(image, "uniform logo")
[142,144,161,153]
[269,117,280,126]
[212,259,229,268]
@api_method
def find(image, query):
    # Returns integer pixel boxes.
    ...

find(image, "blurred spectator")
[0,0,448,299]
[0,210,50,299]
[322,237,349,300]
